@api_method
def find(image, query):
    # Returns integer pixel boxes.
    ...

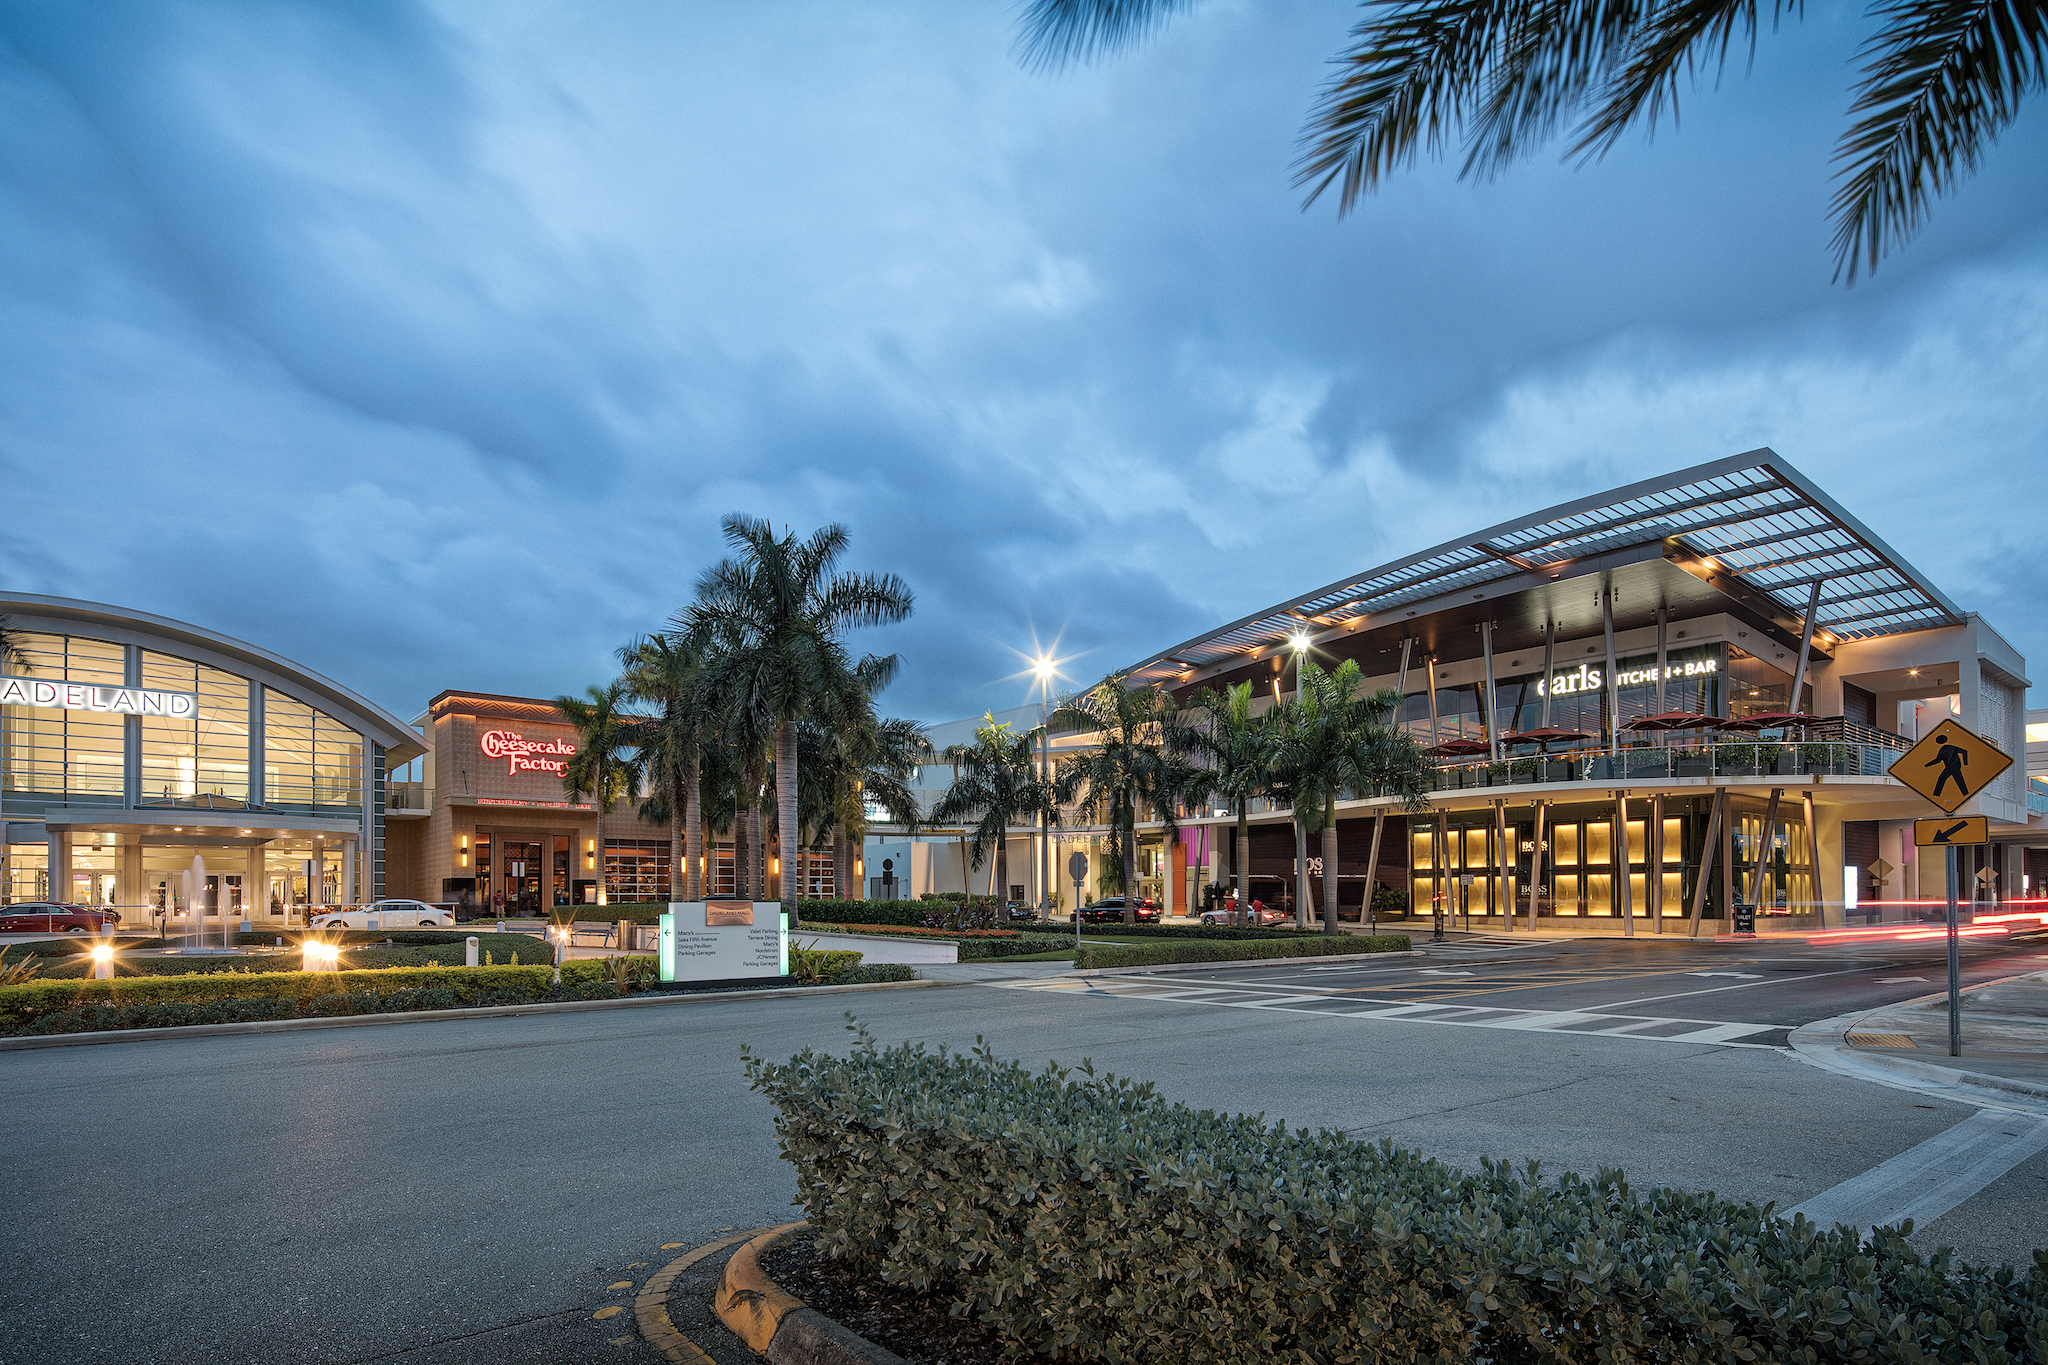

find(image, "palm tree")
[682,517,912,918]
[1176,680,1278,922]
[1274,660,1435,933]
[932,714,1054,912]
[1051,676,1191,925]
[805,711,930,899]
[619,634,713,901]
[1018,0,2043,279]
[558,682,640,911]
[0,616,28,906]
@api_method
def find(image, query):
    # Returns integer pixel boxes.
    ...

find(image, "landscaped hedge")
[1074,934,1410,969]
[749,1025,2048,1365]
[795,899,931,927]
[957,934,1077,960]
[23,933,556,978]
[0,965,552,1033]
[1075,923,1326,942]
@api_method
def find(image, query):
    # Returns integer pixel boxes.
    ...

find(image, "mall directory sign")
[1885,719,2012,815]
[1913,815,1988,847]
[657,902,788,982]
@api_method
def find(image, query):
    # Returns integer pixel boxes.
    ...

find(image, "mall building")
[1,594,424,920]
[1114,449,2045,926]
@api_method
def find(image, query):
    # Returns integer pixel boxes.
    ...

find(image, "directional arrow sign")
[1914,816,1988,847]
[1888,719,2014,815]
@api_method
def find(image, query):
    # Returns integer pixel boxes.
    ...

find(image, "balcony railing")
[386,781,428,812]
[1428,739,1904,792]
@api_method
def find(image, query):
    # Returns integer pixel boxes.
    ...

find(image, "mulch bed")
[758,1230,1021,1365]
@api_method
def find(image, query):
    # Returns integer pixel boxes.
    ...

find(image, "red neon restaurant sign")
[479,729,577,777]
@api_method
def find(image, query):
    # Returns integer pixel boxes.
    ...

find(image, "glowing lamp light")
[91,943,113,963]
[1033,656,1055,679]
[1288,631,1311,653]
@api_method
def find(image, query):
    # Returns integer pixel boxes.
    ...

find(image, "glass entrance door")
[500,841,542,916]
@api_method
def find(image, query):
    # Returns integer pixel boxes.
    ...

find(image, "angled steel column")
[1803,788,1825,929]
[1749,788,1784,910]
[1689,788,1726,937]
[1655,602,1668,717]
[1528,799,1548,931]
[1602,583,1620,753]
[1650,792,1665,933]
[1539,619,1556,728]
[1481,620,1500,762]
[1790,579,1823,712]
[1617,790,1634,937]
[1426,656,1441,749]
[1493,798,1509,930]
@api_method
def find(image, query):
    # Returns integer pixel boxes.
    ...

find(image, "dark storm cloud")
[0,0,2042,726]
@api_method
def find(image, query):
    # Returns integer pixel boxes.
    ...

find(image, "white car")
[310,899,449,930]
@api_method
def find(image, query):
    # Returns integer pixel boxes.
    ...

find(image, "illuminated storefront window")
[263,688,362,813]
[605,839,671,903]
[139,653,249,804]
[0,632,126,811]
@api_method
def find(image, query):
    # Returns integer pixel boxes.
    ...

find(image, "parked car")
[0,902,120,933]
[1200,903,1288,928]
[309,899,450,930]
[1004,902,1043,923]
[1076,897,1161,924]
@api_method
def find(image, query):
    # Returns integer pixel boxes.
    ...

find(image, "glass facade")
[1,632,125,811]
[604,838,671,903]
[262,687,362,814]
[139,652,249,804]
[1399,644,1726,746]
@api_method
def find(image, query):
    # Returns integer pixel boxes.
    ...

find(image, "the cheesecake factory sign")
[479,728,578,777]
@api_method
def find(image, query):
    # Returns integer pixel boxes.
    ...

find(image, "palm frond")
[1829,0,2046,280]
[1014,0,1203,73]
[1567,0,1785,162]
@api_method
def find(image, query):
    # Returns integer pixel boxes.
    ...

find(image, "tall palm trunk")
[830,823,846,902]
[995,834,1008,911]
[594,799,606,910]
[751,804,765,903]
[685,754,702,901]
[1236,803,1251,925]
[1122,792,1137,926]
[1322,791,1339,935]
[734,812,750,899]
[776,723,799,923]
[670,798,683,907]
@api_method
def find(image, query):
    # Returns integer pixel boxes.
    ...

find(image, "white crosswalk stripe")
[998,975,1790,1047]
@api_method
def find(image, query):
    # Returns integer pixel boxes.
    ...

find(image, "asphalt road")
[4,935,2045,1364]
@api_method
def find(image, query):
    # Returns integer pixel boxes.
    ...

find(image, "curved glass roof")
[1128,449,1961,688]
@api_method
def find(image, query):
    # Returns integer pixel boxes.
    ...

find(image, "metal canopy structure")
[1127,449,1962,691]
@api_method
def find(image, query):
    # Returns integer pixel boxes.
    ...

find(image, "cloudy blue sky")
[1,0,2042,724]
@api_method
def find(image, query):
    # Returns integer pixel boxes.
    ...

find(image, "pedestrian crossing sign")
[1887,719,2013,815]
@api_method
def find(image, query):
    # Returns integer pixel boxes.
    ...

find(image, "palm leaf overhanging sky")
[1019,0,2047,279]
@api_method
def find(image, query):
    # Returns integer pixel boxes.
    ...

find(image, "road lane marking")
[1784,1110,2048,1234]
[1595,964,1880,1011]
[1688,971,1762,979]
[1420,969,1476,976]
[997,978,1785,1048]
[1876,976,1929,983]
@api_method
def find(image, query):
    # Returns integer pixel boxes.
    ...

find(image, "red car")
[0,903,120,933]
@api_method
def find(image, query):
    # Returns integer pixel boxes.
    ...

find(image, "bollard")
[465,936,479,968]
[617,918,630,953]
[497,919,505,933]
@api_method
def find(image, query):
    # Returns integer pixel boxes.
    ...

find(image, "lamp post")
[1035,655,1056,922]
[1288,631,1311,929]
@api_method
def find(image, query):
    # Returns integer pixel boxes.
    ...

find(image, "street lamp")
[1034,656,1056,921]
[1288,631,1311,928]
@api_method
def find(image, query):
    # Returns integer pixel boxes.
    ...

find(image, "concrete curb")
[635,1228,767,1365]
[713,1222,907,1365]
[0,976,950,1052]
[1067,948,1424,977]
[1786,973,2048,1118]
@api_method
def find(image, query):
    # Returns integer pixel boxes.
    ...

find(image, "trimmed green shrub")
[956,934,1077,960]
[26,933,557,978]
[790,947,865,984]
[822,964,916,985]
[0,964,552,1033]
[796,899,931,927]
[748,1025,2048,1365]
[26,997,301,1034]
[1074,935,1409,969]
[558,956,656,986]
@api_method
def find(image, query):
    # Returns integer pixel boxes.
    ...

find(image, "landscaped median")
[0,946,916,1038]
[745,1023,2048,1363]
[1073,933,1410,969]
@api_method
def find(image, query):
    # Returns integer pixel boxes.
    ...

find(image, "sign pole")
[1947,843,1961,1057]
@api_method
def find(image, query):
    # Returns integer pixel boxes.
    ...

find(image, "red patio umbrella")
[1500,727,1593,750]
[1626,712,1719,731]
[1423,738,1489,757]
[1730,712,1822,728]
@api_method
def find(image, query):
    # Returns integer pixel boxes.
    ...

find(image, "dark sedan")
[0,902,121,933]
[1076,897,1161,924]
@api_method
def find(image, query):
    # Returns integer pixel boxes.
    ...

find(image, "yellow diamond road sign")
[1887,719,2013,815]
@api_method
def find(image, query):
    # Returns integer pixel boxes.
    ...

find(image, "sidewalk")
[1790,971,2048,1113]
